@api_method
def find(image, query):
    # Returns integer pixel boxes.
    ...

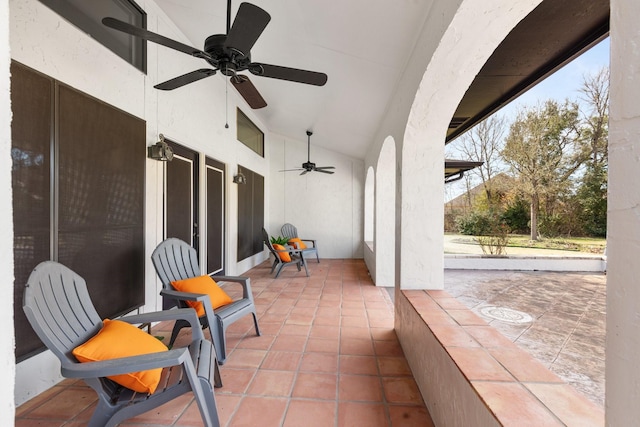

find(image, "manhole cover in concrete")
[479,306,533,324]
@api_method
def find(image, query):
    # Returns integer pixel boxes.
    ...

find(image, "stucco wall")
[9,0,362,404]
[268,132,364,259]
[606,0,640,423]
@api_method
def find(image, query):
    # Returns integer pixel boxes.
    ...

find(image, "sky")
[445,37,610,201]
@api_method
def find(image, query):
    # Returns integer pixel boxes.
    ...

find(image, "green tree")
[577,163,607,236]
[575,67,608,237]
[501,100,582,240]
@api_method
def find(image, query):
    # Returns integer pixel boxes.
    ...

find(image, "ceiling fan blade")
[224,3,271,56]
[315,169,335,174]
[250,63,328,86]
[154,69,217,90]
[231,75,267,109]
[300,170,309,176]
[315,166,335,170]
[102,17,213,61]
[279,168,305,172]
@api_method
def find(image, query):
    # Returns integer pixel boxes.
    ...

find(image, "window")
[38,0,146,72]
[11,62,146,361]
[237,166,264,261]
[237,109,264,157]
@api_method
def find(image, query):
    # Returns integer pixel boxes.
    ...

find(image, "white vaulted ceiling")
[152,0,434,159]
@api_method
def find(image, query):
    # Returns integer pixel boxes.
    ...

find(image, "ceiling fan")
[281,131,335,175]
[102,1,327,109]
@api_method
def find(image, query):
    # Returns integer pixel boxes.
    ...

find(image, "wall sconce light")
[233,172,247,184]
[147,134,174,161]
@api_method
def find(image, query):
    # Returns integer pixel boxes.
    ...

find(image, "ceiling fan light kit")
[280,131,336,175]
[102,1,327,110]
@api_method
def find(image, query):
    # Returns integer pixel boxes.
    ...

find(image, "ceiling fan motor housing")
[303,161,316,171]
[204,34,251,74]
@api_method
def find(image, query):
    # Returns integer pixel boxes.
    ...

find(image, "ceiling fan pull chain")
[225,80,229,129]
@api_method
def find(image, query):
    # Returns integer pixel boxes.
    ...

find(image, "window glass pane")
[38,0,146,72]
[237,109,264,156]
[11,62,53,361]
[237,167,264,261]
[57,84,146,321]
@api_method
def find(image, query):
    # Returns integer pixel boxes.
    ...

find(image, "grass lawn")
[449,233,606,254]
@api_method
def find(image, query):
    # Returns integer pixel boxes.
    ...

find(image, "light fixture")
[233,172,247,184]
[234,166,247,184]
[147,134,174,161]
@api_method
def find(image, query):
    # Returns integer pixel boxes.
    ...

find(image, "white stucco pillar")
[399,0,542,290]
[606,0,640,424]
[0,0,16,421]
[375,137,396,287]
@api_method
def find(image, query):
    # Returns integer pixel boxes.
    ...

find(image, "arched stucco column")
[364,166,375,243]
[375,137,396,287]
[363,166,376,280]
[606,0,640,423]
[400,0,542,290]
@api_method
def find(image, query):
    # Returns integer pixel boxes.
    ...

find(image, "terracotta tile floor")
[15,259,434,427]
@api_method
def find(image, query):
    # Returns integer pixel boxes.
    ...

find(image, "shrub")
[476,222,510,255]
[456,210,510,254]
[455,211,493,236]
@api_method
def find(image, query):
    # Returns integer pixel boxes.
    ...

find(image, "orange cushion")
[72,319,168,394]
[272,244,292,262]
[171,275,233,316]
[288,238,307,249]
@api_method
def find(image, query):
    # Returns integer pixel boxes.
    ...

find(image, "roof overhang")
[444,159,484,183]
[446,0,609,143]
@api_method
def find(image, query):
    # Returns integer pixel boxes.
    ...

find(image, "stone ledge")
[444,254,606,272]
[396,289,604,426]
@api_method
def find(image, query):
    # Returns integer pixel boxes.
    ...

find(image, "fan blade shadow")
[102,17,213,62]
[155,69,217,90]
[251,63,328,86]
[224,3,271,57]
[231,75,267,109]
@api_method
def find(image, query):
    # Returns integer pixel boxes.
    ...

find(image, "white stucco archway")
[399,0,544,289]
[375,136,396,287]
[364,166,375,244]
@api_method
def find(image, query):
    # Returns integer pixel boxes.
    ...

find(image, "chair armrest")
[300,239,317,248]
[277,247,306,255]
[160,288,209,303]
[62,347,190,378]
[211,275,253,301]
[120,308,204,340]
[120,308,199,329]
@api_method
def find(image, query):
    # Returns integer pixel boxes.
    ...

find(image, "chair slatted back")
[262,228,277,255]
[23,261,102,367]
[151,238,202,289]
[281,223,298,240]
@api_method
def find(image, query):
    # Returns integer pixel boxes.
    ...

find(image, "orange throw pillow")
[288,238,307,249]
[272,244,292,262]
[171,275,233,316]
[72,319,168,394]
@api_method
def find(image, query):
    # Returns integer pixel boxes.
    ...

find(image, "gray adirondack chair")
[151,238,260,364]
[281,222,320,263]
[23,261,222,427]
[263,227,310,278]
